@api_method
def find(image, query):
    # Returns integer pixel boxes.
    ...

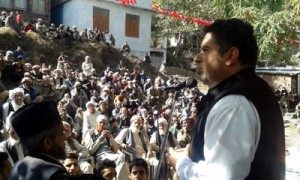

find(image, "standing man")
[143,53,151,64]
[8,101,68,179]
[169,18,285,179]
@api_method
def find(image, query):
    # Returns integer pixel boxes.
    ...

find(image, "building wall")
[258,74,292,92]
[53,0,153,58]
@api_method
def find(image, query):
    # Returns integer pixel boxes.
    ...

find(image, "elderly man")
[2,88,25,127]
[39,75,58,101]
[83,114,128,180]
[8,102,68,179]
[19,77,43,104]
[63,121,93,174]
[82,56,93,77]
[150,118,179,180]
[82,101,101,134]
[71,82,88,109]
[115,115,150,160]
[150,118,179,155]
[0,122,25,166]
[52,69,67,99]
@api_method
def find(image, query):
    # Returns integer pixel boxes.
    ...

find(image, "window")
[93,7,109,32]
[14,0,27,10]
[125,14,139,38]
[32,0,46,14]
[0,0,12,8]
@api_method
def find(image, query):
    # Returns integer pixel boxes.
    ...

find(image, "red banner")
[152,5,213,26]
[115,1,213,26]
[116,0,136,5]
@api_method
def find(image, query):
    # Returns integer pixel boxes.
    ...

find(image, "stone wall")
[258,74,292,92]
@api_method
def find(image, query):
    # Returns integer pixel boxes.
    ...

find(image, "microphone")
[164,78,197,91]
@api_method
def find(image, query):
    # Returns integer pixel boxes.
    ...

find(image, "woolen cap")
[11,101,62,142]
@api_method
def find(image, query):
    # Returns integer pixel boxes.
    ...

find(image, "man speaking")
[169,18,285,180]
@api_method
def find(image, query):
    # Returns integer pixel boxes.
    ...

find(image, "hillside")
[0,27,158,80]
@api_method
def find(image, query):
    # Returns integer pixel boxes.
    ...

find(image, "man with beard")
[82,101,101,134]
[19,77,43,104]
[2,88,25,127]
[150,118,179,180]
[39,75,58,102]
[144,113,157,138]
[8,101,68,179]
[115,115,150,160]
[176,116,191,148]
[0,122,25,166]
[71,82,88,109]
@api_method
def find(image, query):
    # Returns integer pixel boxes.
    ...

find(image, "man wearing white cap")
[115,115,150,160]
[82,101,101,134]
[150,117,179,180]
[52,69,67,100]
[150,118,179,153]
[2,88,25,126]
[82,56,93,77]
[71,82,88,109]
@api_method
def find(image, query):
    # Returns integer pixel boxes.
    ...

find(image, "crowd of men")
[0,10,118,48]
[0,10,202,180]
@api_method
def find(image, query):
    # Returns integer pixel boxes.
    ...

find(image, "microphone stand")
[154,90,180,180]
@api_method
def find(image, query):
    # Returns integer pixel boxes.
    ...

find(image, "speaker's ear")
[225,47,239,66]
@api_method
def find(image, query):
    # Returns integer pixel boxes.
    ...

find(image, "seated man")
[150,118,179,180]
[0,123,25,166]
[177,116,191,148]
[128,158,149,180]
[63,121,93,174]
[83,114,128,180]
[95,159,117,180]
[115,115,150,160]
[63,153,80,176]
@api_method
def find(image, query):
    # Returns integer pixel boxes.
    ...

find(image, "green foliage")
[153,0,300,66]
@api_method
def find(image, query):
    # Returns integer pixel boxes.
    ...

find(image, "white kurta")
[176,95,261,180]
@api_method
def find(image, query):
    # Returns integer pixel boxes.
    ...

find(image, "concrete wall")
[55,0,153,59]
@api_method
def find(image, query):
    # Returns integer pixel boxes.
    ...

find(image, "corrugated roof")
[256,68,300,75]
